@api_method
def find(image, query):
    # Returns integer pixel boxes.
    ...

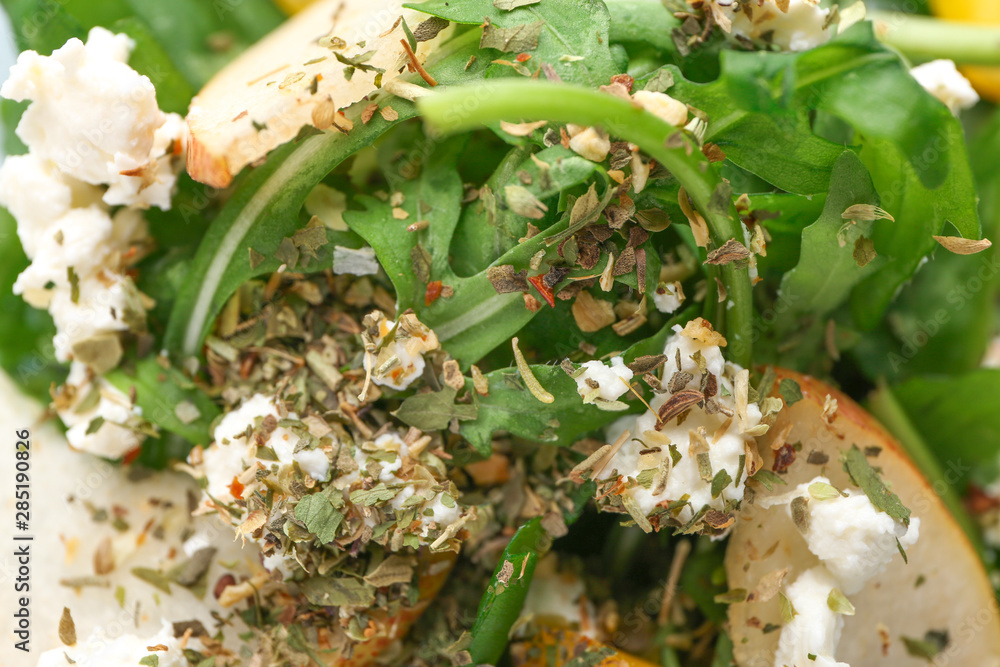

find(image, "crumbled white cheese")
[575,356,634,403]
[709,0,832,52]
[760,475,920,594]
[568,126,611,162]
[361,311,440,391]
[200,393,331,505]
[56,362,143,459]
[0,153,103,257]
[1,27,185,209]
[37,621,191,667]
[910,59,980,114]
[598,319,763,522]
[48,271,145,362]
[652,281,685,314]
[0,27,187,378]
[632,90,688,127]
[773,566,849,667]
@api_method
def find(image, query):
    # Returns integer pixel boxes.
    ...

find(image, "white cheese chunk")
[911,59,980,114]
[760,475,920,594]
[598,319,762,522]
[57,361,143,459]
[652,281,684,314]
[710,0,832,52]
[575,356,634,403]
[773,566,849,667]
[362,311,439,391]
[1,27,185,209]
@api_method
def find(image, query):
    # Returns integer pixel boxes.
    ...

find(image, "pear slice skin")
[185,0,443,188]
[726,369,1000,667]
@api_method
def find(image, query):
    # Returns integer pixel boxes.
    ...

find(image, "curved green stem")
[870,11,1000,66]
[866,380,985,558]
[417,80,753,367]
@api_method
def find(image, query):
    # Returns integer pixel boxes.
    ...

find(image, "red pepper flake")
[527,274,555,307]
[516,52,532,63]
[213,574,236,600]
[772,444,797,474]
[228,476,245,499]
[425,280,443,306]
[610,73,634,92]
[122,447,142,465]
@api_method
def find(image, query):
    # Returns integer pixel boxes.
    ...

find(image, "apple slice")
[726,369,1000,666]
[510,627,660,667]
[186,0,446,187]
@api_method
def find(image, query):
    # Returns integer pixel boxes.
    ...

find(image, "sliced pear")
[726,369,1000,666]
[510,627,660,667]
[186,0,445,187]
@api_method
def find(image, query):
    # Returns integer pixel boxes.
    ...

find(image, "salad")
[2,0,1000,665]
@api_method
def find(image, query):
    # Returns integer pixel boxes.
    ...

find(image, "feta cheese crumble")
[575,356,634,404]
[1,27,186,209]
[37,621,191,667]
[773,567,849,667]
[361,310,440,392]
[765,476,920,667]
[709,0,833,52]
[910,59,980,114]
[760,475,920,594]
[52,362,143,459]
[0,27,185,380]
[595,318,764,526]
[631,90,689,127]
[652,281,685,314]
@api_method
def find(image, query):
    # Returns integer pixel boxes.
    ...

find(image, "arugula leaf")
[663,57,844,196]
[450,145,599,277]
[405,0,618,86]
[460,306,697,454]
[105,357,220,452]
[893,370,1000,481]
[777,151,884,319]
[0,209,63,402]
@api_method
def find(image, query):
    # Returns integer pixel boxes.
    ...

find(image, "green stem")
[417,80,753,367]
[870,11,1000,66]
[866,380,985,558]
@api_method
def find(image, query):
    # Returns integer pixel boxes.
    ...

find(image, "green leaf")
[841,444,911,526]
[0,209,64,402]
[405,0,618,86]
[105,357,220,453]
[459,307,696,454]
[395,387,478,432]
[451,145,598,277]
[777,151,884,319]
[294,493,344,545]
[665,57,844,196]
[893,370,1000,482]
